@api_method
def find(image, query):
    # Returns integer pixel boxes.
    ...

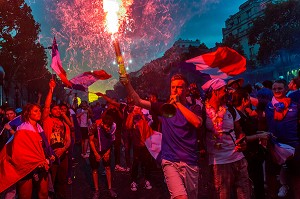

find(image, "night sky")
[25,0,247,97]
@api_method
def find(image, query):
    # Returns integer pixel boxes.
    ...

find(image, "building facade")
[222,0,297,83]
[222,0,275,62]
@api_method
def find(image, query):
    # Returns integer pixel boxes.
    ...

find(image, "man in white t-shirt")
[202,78,251,199]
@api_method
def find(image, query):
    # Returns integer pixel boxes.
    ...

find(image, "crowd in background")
[0,73,300,199]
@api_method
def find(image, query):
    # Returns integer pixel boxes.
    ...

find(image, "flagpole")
[44,45,55,80]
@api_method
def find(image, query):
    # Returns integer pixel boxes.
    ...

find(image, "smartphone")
[235,136,246,145]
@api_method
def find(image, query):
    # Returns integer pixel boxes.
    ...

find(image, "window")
[246,9,251,17]
[250,47,254,57]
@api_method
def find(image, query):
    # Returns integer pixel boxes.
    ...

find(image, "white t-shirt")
[77,108,89,127]
[205,106,244,165]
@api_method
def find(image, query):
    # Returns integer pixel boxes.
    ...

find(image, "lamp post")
[0,66,5,106]
[15,84,19,108]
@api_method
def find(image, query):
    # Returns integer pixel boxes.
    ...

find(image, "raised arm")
[37,92,42,105]
[96,92,121,108]
[119,76,151,110]
[170,95,202,128]
[42,79,56,120]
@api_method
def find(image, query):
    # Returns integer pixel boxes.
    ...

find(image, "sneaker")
[81,153,89,158]
[144,180,152,190]
[109,189,118,198]
[278,185,289,197]
[67,177,73,185]
[92,191,100,199]
[131,182,138,191]
[125,167,130,172]
[115,165,126,172]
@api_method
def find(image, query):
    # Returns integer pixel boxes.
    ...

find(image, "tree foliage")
[0,0,65,103]
[248,0,300,64]
[219,34,245,57]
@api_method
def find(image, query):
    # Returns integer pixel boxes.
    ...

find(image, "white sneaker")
[144,180,152,190]
[278,185,289,197]
[131,181,138,191]
[81,153,89,158]
[115,165,126,172]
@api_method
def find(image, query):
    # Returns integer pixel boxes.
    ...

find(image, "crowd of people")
[0,73,300,199]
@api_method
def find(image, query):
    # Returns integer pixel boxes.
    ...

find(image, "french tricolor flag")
[51,37,72,87]
[70,70,112,92]
[186,47,246,79]
[136,119,162,160]
[0,123,47,193]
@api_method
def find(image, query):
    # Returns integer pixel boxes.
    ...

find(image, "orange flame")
[103,0,120,34]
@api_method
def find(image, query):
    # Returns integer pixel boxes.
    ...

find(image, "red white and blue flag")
[0,123,47,193]
[51,37,72,87]
[70,70,112,92]
[186,47,246,79]
[0,115,22,136]
[136,119,162,160]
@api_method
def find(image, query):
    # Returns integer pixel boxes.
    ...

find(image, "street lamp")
[15,84,19,108]
[0,66,5,106]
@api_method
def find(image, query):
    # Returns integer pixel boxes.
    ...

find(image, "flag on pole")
[70,70,112,92]
[186,47,246,79]
[51,37,72,87]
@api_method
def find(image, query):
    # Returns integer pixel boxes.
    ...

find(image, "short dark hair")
[262,80,273,89]
[102,114,113,127]
[273,79,287,88]
[5,107,15,113]
[50,103,60,110]
[292,77,300,89]
[171,73,188,86]
[232,89,249,107]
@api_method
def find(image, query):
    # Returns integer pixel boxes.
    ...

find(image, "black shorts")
[89,149,111,170]
[20,167,48,181]
[80,127,89,139]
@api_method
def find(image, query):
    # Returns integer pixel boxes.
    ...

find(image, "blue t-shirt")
[265,102,299,148]
[288,90,300,104]
[151,102,201,165]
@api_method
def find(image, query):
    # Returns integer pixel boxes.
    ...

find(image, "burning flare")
[103,0,126,76]
[103,0,120,34]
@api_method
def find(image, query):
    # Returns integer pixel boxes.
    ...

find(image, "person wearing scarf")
[265,79,300,199]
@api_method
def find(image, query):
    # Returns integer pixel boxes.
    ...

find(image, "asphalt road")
[66,144,210,199]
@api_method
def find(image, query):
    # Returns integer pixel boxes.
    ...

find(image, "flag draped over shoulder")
[186,47,246,79]
[136,119,162,160]
[0,115,22,136]
[70,70,112,92]
[0,123,46,193]
[51,37,72,87]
